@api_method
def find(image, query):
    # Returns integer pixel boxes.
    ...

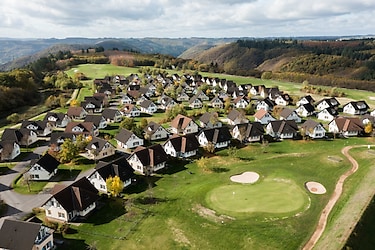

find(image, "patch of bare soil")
[192,204,234,223]
[168,219,192,247]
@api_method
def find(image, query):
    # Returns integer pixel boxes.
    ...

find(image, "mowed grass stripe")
[208,180,308,214]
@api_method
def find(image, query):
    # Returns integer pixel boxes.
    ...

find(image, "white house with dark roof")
[199,112,222,128]
[316,97,340,111]
[197,126,232,149]
[342,101,369,115]
[85,137,116,160]
[317,108,339,122]
[143,121,169,141]
[227,109,249,125]
[300,120,326,139]
[0,140,20,161]
[115,129,144,150]
[0,219,54,250]
[121,104,140,117]
[265,120,299,139]
[127,144,168,175]
[256,98,275,111]
[170,114,199,135]
[163,134,200,158]
[140,99,157,114]
[102,108,123,123]
[84,114,107,129]
[295,103,315,117]
[25,153,60,181]
[279,108,302,123]
[296,95,315,107]
[231,122,264,143]
[88,156,135,193]
[44,112,71,128]
[1,128,38,147]
[42,177,100,222]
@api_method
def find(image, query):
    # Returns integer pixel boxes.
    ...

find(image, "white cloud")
[0,0,374,38]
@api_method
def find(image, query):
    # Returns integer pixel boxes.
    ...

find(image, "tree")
[6,113,20,124]
[204,142,216,154]
[364,122,373,135]
[58,138,78,163]
[106,176,124,197]
[196,156,210,172]
[120,117,136,131]
[139,118,149,130]
[70,99,80,107]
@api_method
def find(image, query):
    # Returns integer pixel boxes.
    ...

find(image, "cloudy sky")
[1,0,374,39]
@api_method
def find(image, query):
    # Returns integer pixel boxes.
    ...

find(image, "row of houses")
[2,72,374,229]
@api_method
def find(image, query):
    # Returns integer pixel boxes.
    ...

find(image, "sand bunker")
[230,171,260,184]
[305,181,327,194]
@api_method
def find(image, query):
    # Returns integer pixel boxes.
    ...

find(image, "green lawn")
[57,138,375,250]
[207,179,309,215]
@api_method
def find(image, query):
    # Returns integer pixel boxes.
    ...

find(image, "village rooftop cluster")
[0,71,373,249]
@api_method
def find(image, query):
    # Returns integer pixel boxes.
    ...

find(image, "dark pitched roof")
[279,108,295,118]
[21,120,50,131]
[199,126,232,144]
[0,140,18,157]
[131,144,168,167]
[235,122,264,138]
[301,119,322,130]
[268,120,298,134]
[44,111,66,122]
[102,108,121,119]
[86,137,111,153]
[139,99,155,108]
[115,129,136,143]
[332,117,364,132]
[345,100,369,111]
[316,97,340,107]
[0,219,41,250]
[165,134,199,153]
[227,109,243,121]
[300,103,315,112]
[144,121,163,135]
[65,122,96,134]
[67,106,87,117]
[1,128,34,144]
[84,115,105,127]
[93,156,134,182]
[32,153,60,173]
[199,112,219,124]
[50,132,76,145]
[49,177,99,213]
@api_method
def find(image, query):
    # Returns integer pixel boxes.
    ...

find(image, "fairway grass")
[207,179,309,216]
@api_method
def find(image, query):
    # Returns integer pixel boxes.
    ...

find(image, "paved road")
[0,148,52,220]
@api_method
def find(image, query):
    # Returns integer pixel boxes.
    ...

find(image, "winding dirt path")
[302,146,359,250]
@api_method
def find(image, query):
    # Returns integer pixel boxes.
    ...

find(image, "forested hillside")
[186,39,375,90]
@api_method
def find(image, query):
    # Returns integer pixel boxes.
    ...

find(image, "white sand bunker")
[305,181,327,194]
[230,171,260,184]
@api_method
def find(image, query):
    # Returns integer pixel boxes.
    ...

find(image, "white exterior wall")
[28,166,55,181]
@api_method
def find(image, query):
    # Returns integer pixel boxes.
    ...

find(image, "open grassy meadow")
[58,137,375,250]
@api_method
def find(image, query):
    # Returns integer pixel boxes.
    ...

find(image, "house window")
[133,141,139,146]
[58,212,65,218]
[100,184,106,189]
[47,209,51,215]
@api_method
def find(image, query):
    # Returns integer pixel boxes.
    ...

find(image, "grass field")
[48,64,375,249]
[54,137,375,250]
[207,179,309,215]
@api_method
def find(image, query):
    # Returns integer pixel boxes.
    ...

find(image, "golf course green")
[207,179,310,216]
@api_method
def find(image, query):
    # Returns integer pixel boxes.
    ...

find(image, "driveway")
[0,146,52,219]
